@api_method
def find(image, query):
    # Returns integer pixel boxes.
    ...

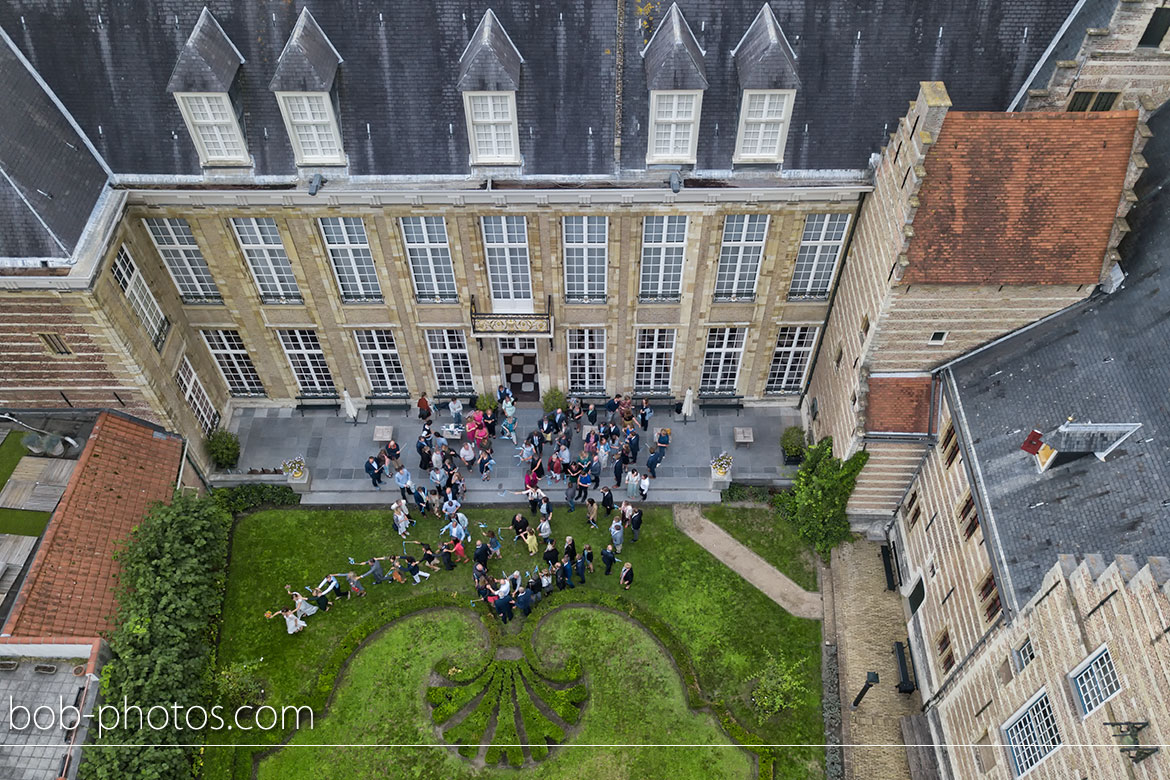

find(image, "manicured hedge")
[80,494,232,780]
[211,483,300,516]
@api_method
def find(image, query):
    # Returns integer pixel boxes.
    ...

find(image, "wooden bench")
[364,395,412,415]
[295,395,341,416]
[698,395,744,416]
[733,427,754,448]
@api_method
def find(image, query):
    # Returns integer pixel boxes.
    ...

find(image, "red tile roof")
[3,412,183,639]
[904,111,1138,285]
[866,376,934,434]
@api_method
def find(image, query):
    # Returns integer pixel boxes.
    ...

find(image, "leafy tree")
[204,430,240,469]
[749,652,809,723]
[775,437,868,558]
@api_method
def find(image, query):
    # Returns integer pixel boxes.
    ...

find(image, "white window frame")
[174,93,249,166]
[566,328,606,393]
[426,329,475,394]
[111,246,169,351]
[463,91,521,165]
[733,89,795,163]
[277,329,336,397]
[563,216,608,303]
[400,217,458,303]
[640,215,687,301]
[201,330,265,397]
[144,218,221,303]
[1069,644,1121,717]
[765,326,819,394]
[481,216,533,312]
[230,217,302,304]
[354,329,409,397]
[699,327,747,395]
[176,356,219,435]
[788,213,851,299]
[1015,638,1036,671]
[714,214,768,301]
[318,217,382,303]
[275,92,345,166]
[1002,689,1062,777]
[634,328,676,393]
[647,90,703,164]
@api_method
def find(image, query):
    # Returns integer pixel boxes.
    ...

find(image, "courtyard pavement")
[223,403,800,505]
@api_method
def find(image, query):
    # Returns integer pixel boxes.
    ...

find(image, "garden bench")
[295,395,341,416]
[364,395,411,415]
[893,641,917,693]
[698,395,744,416]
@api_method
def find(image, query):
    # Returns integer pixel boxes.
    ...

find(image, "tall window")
[481,216,532,302]
[788,213,850,299]
[277,330,335,396]
[1071,647,1120,715]
[640,216,687,301]
[634,329,676,392]
[401,217,457,302]
[354,329,408,397]
[714,215,768,301]
[765,326,818,394]
[1004,691,1062,776]
[958,493,979,540]
[318,217,381,302]
[175,93,248,165]
[144,218,221,303]
[464,92,520,164]
[700,328,746,394]
[563,216,608,302]
[567,328,606,393]
[231,218,302,304]
[276,93,344,165]
[175,356,219,435]
[936,627,955,674]
[734,90,793,162]
[201,330,265,396]
[426,330,475,393]
[647,91,702,164]
[111,246,169,351]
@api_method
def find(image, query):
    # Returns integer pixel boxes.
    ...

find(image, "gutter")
[1006,0,1089,111]
[798,189,867,409]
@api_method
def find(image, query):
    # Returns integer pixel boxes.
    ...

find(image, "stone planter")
[710,467,731,491]
[287,467,312,494]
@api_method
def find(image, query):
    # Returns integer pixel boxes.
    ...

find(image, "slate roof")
[1012,0,1118,109]
[732,3,800,91]
[166,6,244,94]
[0,0,1083,178]
[866,376,933,435]
[642,3,708,91]
[3,412,182,639]
[947,99,1170,612]
[457,9,523,93]
[0,27,107,260]
[904,111,1137,286]
[269,8,342,94]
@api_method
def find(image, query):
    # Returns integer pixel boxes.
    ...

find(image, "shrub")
[720,483,772,503]
[775,437,869,559]
[205,430,240,469]
[540,387,567,414]
[211,484,300,516]
[749,653,809,724]
[215,660,266,713]
[475,394,498,412]
[781,426,807,458]
[80,494,232,780]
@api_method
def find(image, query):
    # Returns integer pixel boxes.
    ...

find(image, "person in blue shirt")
[514,585,534,616]
[625,427,641,464]
[443,518,467,542]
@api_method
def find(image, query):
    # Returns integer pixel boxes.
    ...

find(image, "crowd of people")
[269,386,662,633]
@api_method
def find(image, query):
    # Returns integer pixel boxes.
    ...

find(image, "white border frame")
[1067,642,1121,718]
[1001,687,1063,778]
[174,92,250,167]
[463,91,521,165]
[646,90,703,165]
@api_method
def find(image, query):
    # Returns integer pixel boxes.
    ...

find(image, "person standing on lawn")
[543,539,559,569]
[610,517,624,553]
[514,584,534,617]
[574,548,588,583]
[582,544,595,574]
[619,561,634,590]
[600,486,615,517]
[629,505,644,542]
[585,498,599,529]
[365,456,384,490]
[601,544,617,575]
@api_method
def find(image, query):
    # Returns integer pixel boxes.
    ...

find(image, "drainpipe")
[798,190,867,411]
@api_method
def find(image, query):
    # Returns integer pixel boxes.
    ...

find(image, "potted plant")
[475,394,498,412]
[781,426,807,465]
[541,388,567,414]
[205,430,241,470]
[711,452,733,477]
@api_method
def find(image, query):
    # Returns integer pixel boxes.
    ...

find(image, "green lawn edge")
[702,504,819,592]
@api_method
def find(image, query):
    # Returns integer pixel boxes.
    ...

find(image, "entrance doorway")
[499,338,540,402]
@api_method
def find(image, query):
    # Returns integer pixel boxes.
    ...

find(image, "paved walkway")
[673,504,822,620]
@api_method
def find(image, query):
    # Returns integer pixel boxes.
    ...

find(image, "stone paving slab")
[673,504,822,620]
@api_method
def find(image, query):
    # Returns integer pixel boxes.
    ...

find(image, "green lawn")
[702,505,819,592]
[205,505,823,780]
[0,432,51,536]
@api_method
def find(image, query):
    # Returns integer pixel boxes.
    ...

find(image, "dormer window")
[166,8,249,168]
[457,10,524,167]
[641,5,708,167]
[731,4,800,166]
[276,93,344,165]
[174,94,249,165]
[648,91,702,164]
[270,9,345,167]
[734,90,794,162]
[464,92,520,164]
